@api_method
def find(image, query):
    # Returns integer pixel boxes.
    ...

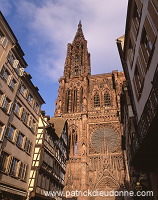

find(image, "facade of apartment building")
[0,12,45,200]
[117,0,158,199]
[55,22,126,200]
[28,113,68,200]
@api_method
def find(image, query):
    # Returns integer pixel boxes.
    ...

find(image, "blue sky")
[1,0,128,117]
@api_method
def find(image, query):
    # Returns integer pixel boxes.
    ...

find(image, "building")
[117,0,158,199]
[28,112,68,200]
[0,11,45,200]
[55,21,126,200]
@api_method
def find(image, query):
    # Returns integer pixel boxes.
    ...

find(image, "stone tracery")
[54,21,125,199]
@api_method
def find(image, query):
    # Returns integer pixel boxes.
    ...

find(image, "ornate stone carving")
[54,22,125,199]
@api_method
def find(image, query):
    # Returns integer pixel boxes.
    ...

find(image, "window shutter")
[16,161,21,177]
[0,94,5,107]
[24,138,28,152]
[1,95,6,109]
[19,107,23,118]
[7,102,13,115]
[21,108,26,121]
[0,125,6,141]
[28,115,33,128]
[13,130,19,143]
[21,136,26,149]
[7,74,12,85]
[7,156,13,174]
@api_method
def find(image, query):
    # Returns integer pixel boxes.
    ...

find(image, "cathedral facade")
[54,22,125,199]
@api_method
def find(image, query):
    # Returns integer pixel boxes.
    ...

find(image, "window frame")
[94,92,100,107]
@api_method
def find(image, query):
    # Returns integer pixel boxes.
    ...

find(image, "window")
[141,28,153,57]
[37,173,42,187]
[128,40,134,67]
[2,97,12,114]
[1,66,10,83]
[0,31,3,40]
[141,17,156,65]
[9,78,16,91]
[104,92,111,107]
[74,66,79,76]
[33,102,39,113]
[65,89,71,113]
[94,93,100,107]
[33,121,37,133]
[28,116,37,133]
[27,93,33,105]
[73,88,77,112]
[0,151,10,172]
[19,84,27,97]
[16,132,25,148]
[133,2,141,33]
[28,115,33,128]
[21,109,29,124]
[14,102,22,117]
[133,64,143,97]
[18,163,27,181]
[6,125,16,141]
[7,51,14,65]
[148,0,158,30]
[75,55,78,62]
[24,138,32,154]
[10,157,20,177]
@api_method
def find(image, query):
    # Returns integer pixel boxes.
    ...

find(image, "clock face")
[91,127,119,153]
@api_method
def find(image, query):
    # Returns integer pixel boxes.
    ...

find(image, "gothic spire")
[63,21,91,79]
[73,20,85,42]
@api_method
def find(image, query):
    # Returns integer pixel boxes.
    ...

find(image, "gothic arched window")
[104,92,111,107]
[94,93,100,107]
[71,129,78,156]
[65,89,71,113]
[80,87,83,111]
[75,55,78,62]
[74,66,79,76]
[73,88,77,112]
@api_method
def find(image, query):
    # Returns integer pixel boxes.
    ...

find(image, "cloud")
[13,0,128,82]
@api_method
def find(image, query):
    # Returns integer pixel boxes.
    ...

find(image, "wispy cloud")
[13,0,127,82]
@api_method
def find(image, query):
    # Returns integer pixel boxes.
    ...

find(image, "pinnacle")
[73,20,85,42]
[78,20,82,29]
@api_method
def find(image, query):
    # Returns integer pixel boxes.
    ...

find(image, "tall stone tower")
[54,22,125,199]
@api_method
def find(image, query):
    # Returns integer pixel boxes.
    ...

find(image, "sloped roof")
[50,117,66,138]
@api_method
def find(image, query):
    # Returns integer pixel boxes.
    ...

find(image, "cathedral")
[54,21,125,199]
